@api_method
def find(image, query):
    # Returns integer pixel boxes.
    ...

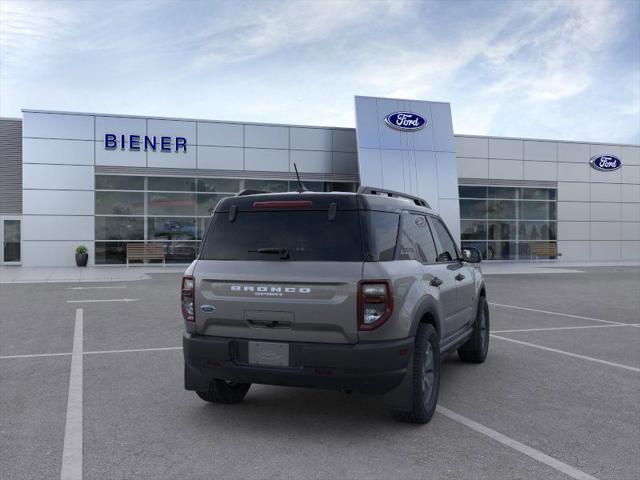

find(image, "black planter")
[75,253,88,267]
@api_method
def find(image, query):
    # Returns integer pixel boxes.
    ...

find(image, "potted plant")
[75,245,88,267]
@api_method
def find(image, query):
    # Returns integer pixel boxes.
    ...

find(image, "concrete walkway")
[0,265,187,284]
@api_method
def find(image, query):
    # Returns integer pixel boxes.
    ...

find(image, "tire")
[390,323,440,424]
[196,380,251,404]
[458,295,489,363]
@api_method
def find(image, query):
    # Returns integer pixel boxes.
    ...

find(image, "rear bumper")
[183,332,414,394]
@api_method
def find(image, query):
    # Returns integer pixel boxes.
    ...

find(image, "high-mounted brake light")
[252,200,313,209]
[181,276,195,322]
[357,280,393,331]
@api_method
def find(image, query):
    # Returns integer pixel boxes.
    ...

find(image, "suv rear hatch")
[194,194,363,344]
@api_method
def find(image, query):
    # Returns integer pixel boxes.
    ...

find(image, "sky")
[1,0,639,143]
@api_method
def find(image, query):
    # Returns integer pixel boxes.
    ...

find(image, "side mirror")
[462,247,482,263]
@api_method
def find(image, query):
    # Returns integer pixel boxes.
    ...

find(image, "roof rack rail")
[357,186,430,208]
[236,189,270,196]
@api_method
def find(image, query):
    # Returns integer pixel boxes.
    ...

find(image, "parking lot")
[1,266,639,480]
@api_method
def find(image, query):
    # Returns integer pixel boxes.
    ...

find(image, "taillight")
[358,280,393,331]
[181,276,195,322]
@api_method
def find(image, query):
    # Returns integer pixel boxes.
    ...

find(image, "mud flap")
[184,363,211,391]
[382,350,415,412]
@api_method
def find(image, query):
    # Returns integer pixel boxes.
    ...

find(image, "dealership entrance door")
[1,217,21,264]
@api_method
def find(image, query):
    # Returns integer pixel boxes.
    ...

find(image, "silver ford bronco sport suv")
[182,187,488,424]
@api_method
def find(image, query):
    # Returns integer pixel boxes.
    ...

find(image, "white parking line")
[493,323,640,334]
[83,346,181,355]
[66,298,139,304]
[437,406,598,480]
[491,335,640,373]
[60,308,83,480]
[489,302,625,326]
[0,346,181,360]
[0,351,71,360]
[68,286,127,290]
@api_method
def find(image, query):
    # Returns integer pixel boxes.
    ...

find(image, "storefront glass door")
[1,218,21,264]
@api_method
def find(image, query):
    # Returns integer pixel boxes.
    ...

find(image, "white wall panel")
[622,203,640,222]
[380,150,405,190]
[557,142,589,163]
[622,222,640,240]
[590,183,621,202]
[437,198,461,244]
[558,202,590,221]
[244,148,288,171]
[290,128,332,151]
[147,119,196,145]
[558,162,589,182]
[557,241,589,261]
[590,222,620,240]
[245,125,288,149]
[377,98,405,151]
[621,145,640,165]
[23,138,94,166]
[147,149,196,169]
[22,241,95,267]
[524,141,556,161]
[197,146,243,170]
[558,182,589,201]
[489,138,523,160]
[621,241,640,259]
[430,102,455,153]
[524,161,556,181]
[354,98,381,150]
[23,164,94,190]
[95,116,146,141]
[455,136,488,158]
[488,159,523,180]
[22,215,93,241]
[622,184,640,203]
[415,150,439,210]
[590,241,621,261]
[404,100,436,152]
[357,148,383,187]
[436,151,459,199]
[23,190,94,215]
[557,221,589,241]
[621,165,640,184]
[197,122,243,147]
[23,112,94,140]
[95,146,147,167]
[332,152,358,175]
[590,144,622,159]
[590,203,621,221]
[590,166,621,184]
[457,157,488,179]
[290,150,332,174]
[332,130,357,152]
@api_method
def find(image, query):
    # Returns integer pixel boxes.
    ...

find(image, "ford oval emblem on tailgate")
[200,304,216,312]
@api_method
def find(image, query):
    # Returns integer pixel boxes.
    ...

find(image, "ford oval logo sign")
[590,155,622,172]
[384,112,427,131]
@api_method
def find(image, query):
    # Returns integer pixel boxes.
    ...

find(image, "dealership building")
[0,95,638,267]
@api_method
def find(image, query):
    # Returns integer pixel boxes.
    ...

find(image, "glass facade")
[459,186,557,260]
[94,175,358,264]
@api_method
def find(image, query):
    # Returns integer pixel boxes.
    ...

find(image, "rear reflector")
[253,200,312,209]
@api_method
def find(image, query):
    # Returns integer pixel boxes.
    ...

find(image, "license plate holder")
[248,341,290,367]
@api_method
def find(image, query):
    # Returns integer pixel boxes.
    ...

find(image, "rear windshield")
[200,210,364,261]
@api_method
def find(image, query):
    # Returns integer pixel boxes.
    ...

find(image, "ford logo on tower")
[590,155,622,172]
[384,112,427,131]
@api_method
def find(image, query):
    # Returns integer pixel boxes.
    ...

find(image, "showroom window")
[459,186,557,260]
[94,175,357,264]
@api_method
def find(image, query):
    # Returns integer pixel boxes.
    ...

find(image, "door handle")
[455,273,465,281]
[430,277,443,287]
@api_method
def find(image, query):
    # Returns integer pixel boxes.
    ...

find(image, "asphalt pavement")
[1,266,638,480]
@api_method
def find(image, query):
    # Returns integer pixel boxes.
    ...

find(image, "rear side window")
[397,213,438,263]
[430,217,458,262]
[200,210,363,261]
[362,211,399,261]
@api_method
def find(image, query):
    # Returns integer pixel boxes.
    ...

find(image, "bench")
[530,242,562,260]
[126,244,166,266]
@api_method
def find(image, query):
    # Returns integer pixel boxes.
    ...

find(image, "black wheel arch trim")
[409,295,443,339]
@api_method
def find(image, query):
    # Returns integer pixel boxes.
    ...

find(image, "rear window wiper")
[248,247,290,260]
